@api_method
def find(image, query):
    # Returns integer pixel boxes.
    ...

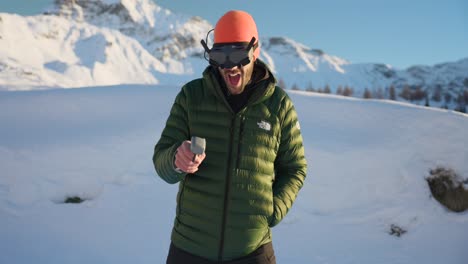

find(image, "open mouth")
[227,73,241,86]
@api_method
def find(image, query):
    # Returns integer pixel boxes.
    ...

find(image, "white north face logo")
[257,120,271,131]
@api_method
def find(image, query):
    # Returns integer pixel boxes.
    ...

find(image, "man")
[153,10,307,264]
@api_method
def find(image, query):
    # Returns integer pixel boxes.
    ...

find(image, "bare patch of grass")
[388,224,407,237]
[64,196,86,204]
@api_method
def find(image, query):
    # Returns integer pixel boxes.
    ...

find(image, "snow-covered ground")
[0,85,467,263]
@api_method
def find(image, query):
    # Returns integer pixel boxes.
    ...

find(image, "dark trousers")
[166,242,276,264]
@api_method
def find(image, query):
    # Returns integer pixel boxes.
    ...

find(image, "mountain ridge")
[1,0,467,110]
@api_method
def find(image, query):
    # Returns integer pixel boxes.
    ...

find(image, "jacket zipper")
[235,115,246,169]
[218,116,236,261]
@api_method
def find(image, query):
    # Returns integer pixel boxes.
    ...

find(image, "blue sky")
[1,0,467,69]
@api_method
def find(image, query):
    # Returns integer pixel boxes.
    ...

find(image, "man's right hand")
[174,140,206,174]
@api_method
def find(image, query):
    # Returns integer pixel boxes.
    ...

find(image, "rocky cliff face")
[49,0,211,62]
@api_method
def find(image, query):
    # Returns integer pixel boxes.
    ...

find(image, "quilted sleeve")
[270,95,307,227]
[152,88,190,184]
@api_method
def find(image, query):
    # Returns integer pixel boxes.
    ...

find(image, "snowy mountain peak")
[261,36,349,77]
[107,0,160,27]
[263,36,325,57]
[51,0,165,27]
[49,0,212,62]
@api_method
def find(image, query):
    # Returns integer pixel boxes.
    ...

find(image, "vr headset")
[201,36,257,69]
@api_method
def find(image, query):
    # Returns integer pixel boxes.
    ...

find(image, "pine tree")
[443,93,452,109]
[343,86,353,97]
[373,87,384,99]
[363,88,372,99]
[306,82,315,92]
[399,85,411,101]
[336,86,343,95]
[411,86,426,101]
[323,85,331,94]
[432,85,442,102]
[389,85,396,100]
[444,93,452,104]
[456,93,466,113]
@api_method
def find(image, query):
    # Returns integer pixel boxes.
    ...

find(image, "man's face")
[218,59,255,95]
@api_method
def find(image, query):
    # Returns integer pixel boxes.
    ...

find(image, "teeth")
[229,73,239,76]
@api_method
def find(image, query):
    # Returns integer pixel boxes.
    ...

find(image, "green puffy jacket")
[153,60,307,261]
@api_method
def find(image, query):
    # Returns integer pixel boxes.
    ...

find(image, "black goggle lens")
[201,36,257,69]
[209,47,252,68]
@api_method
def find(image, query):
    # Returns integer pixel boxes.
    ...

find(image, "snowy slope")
[0,85,467,264]
[0,13,170,89]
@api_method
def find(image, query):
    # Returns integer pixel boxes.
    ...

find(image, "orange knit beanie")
[214,10,260,59]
